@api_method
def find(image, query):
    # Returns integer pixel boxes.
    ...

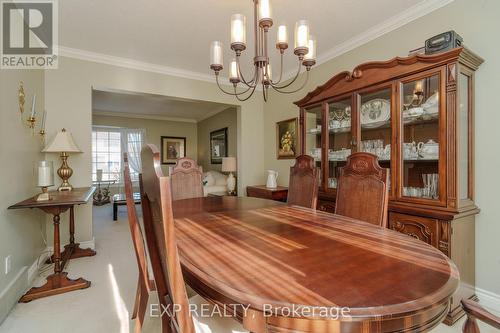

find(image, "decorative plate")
[361,99,390,125]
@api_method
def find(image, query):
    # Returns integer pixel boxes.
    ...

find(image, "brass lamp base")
[57,152,74,192]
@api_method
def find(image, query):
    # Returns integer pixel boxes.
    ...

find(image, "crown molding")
[283,0,454,80]
[58,46,232,86]
[92,110,197,123]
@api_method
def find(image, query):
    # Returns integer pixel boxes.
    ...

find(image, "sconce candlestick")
[27,116,36,132]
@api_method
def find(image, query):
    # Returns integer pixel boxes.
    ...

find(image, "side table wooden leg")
[66,206,96,258]
[47,206,96,266]
[20,213,90,302]
[113,202,118,221]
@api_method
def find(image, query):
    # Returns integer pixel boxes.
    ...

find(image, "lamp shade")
[222,157,237,172]
[42,128,82,153]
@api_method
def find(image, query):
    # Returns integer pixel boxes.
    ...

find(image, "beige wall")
[92,114,198,175]
[0,70,46,321]
[43,56,264,246]
[197,108,237,173]
[263,0,500,295]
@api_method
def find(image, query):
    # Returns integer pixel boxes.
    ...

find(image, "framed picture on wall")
[276,118,298,159]
[161,136,186,164]
[210,128,228,164]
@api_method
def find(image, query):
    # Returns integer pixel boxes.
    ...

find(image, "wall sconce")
[18,81,46,141]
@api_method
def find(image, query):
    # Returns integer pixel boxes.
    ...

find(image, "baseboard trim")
[27,252,51,284]
[0,267,27,324]
[1,238,96,324]
[476,287,500,314]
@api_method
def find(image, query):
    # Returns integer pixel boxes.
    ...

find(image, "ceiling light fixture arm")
[270,57,303,89]
[215,73,252,96]
[271,69,310,94]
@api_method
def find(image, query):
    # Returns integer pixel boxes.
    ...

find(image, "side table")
[8,187,96,302]
[246,185,288,202]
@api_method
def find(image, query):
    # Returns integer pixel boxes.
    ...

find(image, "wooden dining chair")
[462,299,500,333]
[168,157,204,201]
[140,144,247,333]
[123,153,155,333]
[287,155,319,209]
[335,152,389,227]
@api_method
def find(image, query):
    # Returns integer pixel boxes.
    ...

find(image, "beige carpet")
[0,205,496,333]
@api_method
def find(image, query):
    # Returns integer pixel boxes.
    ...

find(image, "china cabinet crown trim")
[294,48,483,107]
[295,47,483,326]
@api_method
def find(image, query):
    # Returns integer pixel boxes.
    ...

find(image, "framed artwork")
[161,136,186,164]
[210,127,228,164]
[276,118,298,159]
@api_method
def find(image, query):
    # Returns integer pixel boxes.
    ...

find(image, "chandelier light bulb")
[294,20,310,55]
[265,63,272,83]
[231,14,247,51]
[229,59,240,83]
[303,37,317,68]
[304,37,316,60]
[258,0,273,28]
[276,25,288,50]
[210,41,223,71]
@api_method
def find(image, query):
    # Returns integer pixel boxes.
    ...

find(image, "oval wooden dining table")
[172,196,459,333]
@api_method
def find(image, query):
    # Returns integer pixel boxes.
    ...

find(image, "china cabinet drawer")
[317,200,335,213]
[388,213,438,247]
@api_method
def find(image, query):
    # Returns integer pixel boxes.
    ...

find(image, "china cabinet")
[295,47,483,325]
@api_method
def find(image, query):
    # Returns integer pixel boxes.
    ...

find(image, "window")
[92,126,144,183]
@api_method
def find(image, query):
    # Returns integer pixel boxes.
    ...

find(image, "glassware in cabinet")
[304,105,323,185]
[327,98,352,189]
[400,73,442,201]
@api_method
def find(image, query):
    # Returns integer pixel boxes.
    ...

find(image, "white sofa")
[202,171,228,196]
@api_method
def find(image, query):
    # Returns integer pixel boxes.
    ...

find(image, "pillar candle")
[37,161,54,187]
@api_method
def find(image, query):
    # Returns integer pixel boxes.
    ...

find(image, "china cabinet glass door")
[359,87,393,195]
[399,71,443,203]
[327,98,352,189]
[304,105,323,187]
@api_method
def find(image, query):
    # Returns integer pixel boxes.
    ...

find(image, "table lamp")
[222,157,237,195]
[35,161,54,201]
[42,128,82,191]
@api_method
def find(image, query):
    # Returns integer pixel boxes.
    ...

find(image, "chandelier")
[209,0,317,102]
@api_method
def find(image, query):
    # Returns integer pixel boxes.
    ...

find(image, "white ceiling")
[59,0,452,79]
[92,89,234,122]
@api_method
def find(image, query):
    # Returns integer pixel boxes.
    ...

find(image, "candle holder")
[39,129,46,143]
[35,161,54,201]
[27,116,36,130]
[18,82,41,135]
[37,186,50,201]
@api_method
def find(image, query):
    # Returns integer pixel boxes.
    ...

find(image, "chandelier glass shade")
[210,0,316,102]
